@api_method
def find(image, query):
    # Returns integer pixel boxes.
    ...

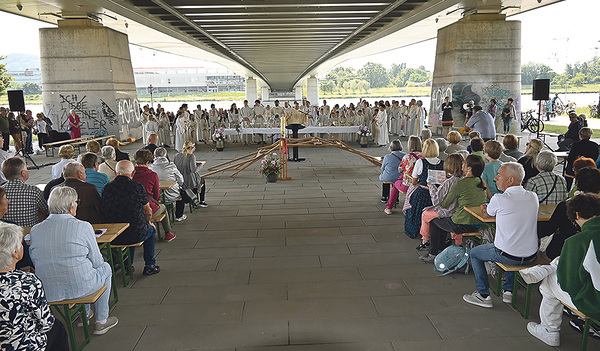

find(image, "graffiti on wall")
[45,93,143,139]
[429,84,453,125]
[429,81,519,131]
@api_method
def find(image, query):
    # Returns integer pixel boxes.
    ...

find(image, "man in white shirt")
[463,162,539,308]
[252,100,266,143]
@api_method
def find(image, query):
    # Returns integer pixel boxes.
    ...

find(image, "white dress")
[145,120,158,144]
[407,105,418,137]
[376,110,389,146]
[157,116,171,146]
[174,116,186,152]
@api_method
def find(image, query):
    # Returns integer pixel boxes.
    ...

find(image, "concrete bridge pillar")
[429,14,521,133]
[245,77,258,102]
[306,77,319,106]
[40,19,140,140]
[262,86,271,101]
[294,86,303,101]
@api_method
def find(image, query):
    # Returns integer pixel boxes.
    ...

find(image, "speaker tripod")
[16,127,39,170]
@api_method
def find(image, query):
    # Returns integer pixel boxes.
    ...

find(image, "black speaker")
[532,79,550,101]
[7,90,26,112]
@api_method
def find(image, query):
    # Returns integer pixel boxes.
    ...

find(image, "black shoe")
[199,201,208,208]
[124,265,135,275]
[416,242,430,251]
[143,265,160,276]
[569,318,600,340]
[380,197,388,203]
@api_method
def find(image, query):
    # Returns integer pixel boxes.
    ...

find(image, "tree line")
[320,62,433,94]
[521,56,600,86]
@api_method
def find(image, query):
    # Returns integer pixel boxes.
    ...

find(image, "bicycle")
[520,109,544,133]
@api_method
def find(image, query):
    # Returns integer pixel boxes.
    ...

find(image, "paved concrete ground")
[23,135,598,351]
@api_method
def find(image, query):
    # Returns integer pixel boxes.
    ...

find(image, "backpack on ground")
[434,245,470,276]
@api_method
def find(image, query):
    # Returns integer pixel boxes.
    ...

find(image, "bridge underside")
[0,0,561,90]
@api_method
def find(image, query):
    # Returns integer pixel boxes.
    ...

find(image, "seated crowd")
[378,126,600,347]
[0,134,209,349]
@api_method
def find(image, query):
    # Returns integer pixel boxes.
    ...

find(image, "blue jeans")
[503,118,512,133]
[84,262,112,321]
[470,243,536,296]
[130,224,156,268]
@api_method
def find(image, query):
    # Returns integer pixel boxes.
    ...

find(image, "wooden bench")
[71,135,115,152]
[561,301,600,351]
[495,133,523,141]
[492,256,551,318]
[460,231,482,245]
[43,135,94,157]
[151,213,167,240]
[49,285,107,351]
[539,131,561,149]
[111,241,144,287]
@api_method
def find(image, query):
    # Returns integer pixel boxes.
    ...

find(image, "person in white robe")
[157,112,171,147]
[406,99,418,137]
[145,116,159,145]
[414,100,427,136]
[239,100,253,145]
[174,111,186,152]
[375,102,389,147]
[228,104,240,143]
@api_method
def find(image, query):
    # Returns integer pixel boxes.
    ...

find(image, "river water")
[21,92,600,115]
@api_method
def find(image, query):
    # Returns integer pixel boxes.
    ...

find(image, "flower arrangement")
[259,152,283,177]
[357,125,371,137]
[234,123,241,133]
[212,128,225,142]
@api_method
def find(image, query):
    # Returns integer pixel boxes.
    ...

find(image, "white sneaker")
[384,208,392,215]
[463,291,493,308]
[502,290,513,304]
[527,322,560,347]
[175,214,187,222]
[520,265,556,284]
[418,253,436,263]
[94,316,118,335]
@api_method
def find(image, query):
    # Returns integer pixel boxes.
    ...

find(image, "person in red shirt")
[132,149,176,242]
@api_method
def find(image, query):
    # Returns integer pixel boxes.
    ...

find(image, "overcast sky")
[1,0,598,74]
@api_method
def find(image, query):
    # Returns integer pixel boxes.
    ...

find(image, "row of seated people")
[378,129,600,347]
[0,137,208,349]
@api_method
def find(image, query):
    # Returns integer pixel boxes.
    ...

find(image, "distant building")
[133,67,245,94]
[7,68,42,85]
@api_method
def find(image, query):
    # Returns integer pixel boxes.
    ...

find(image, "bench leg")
[54,303,91,351]
[490,265,503,296]
[581,319,590,351]
[511,272,532,319]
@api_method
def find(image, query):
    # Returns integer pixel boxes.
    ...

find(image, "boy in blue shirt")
[482,140,503,199]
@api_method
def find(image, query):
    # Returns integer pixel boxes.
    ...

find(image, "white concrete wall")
[429,14,521,133]
[245,77,258,102]
[40,20,140,140]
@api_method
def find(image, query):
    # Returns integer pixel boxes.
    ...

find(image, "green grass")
[539,124,568,134]
[521,83,600,95]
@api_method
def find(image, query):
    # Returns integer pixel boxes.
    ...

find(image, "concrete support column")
[262,87,271,101]
[306,77,319,106]
[245,77,258,102]
[294,86,303,101]
[40,19,140,140]
[429,14,521,133]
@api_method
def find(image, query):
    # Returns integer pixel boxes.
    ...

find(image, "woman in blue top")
[379,139,405,202]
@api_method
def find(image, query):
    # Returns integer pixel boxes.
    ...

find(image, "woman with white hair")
[29,186,118,336]
[98,145,117,181]
[524,150,568,205]
[0,222,69,350]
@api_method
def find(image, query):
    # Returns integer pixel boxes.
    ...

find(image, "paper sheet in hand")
[427,170,447,185]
